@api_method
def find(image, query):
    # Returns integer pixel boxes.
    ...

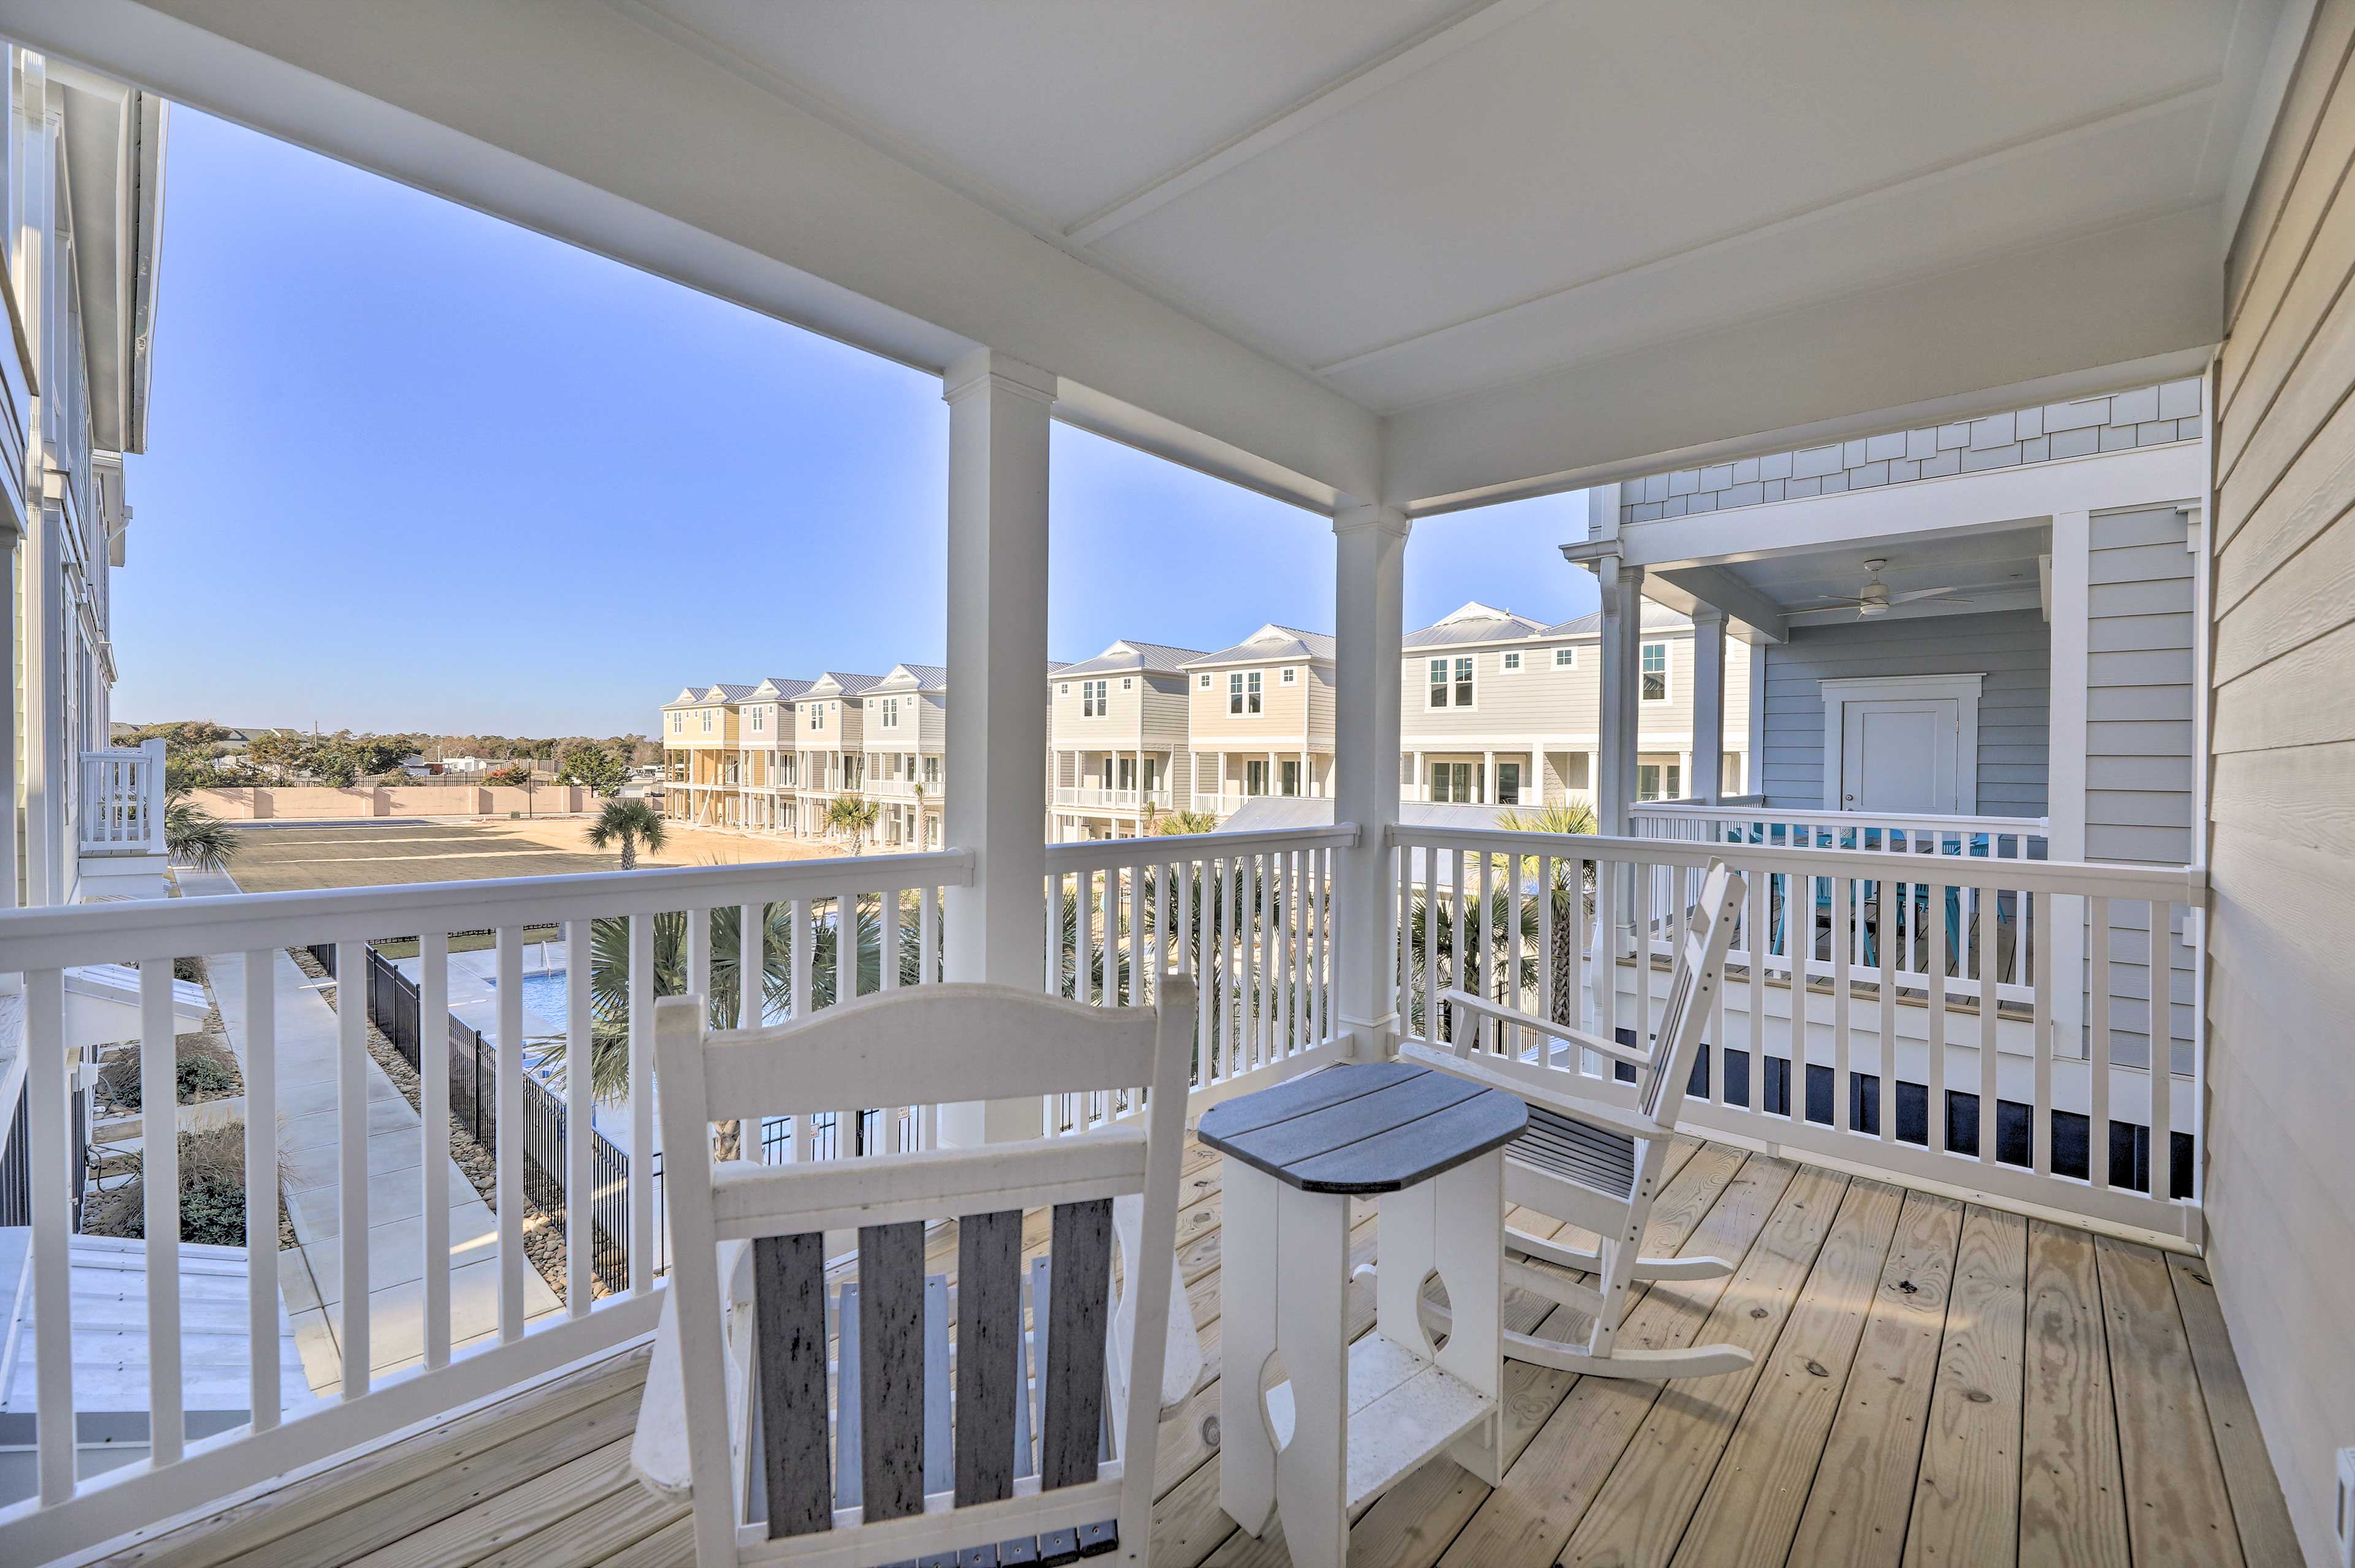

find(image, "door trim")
[1820,673,1983,813]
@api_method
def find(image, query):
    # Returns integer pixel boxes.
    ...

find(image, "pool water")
[496,969,572,1025]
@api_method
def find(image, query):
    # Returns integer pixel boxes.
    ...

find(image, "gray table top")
[1195,1061,1528,1195]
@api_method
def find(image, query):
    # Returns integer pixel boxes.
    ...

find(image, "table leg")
[1272,1180,1351,1568]
[1218,1159,1280,1537]
[1436,1151,1505,1485]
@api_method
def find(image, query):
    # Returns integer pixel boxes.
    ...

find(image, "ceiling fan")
[1808,559,1974,618]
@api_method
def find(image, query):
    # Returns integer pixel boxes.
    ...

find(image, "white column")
[1216,751,1227,812]
[1583,552,1644,836]
[1480,749,1495,805]
[1691,606,1726,805]
[1747,640,1769,798]
[940,350,1054,1145]
[2050,508,2091,1051]
[1333,503,1409,1057]
[1411,749,1423,803]
[0,516,17,945]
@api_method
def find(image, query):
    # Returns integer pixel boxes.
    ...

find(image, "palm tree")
[1495,801,1598,1025]
[825,794,879,855]
[1403,870,1541,1039]
[585,797,667,870]
[548,893,927,1157]
[163,797,238,871]
[1153,810,1219,836]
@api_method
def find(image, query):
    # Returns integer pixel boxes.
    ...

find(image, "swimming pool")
[495,969,572,1025]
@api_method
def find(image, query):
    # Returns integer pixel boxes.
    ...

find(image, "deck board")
[96,1133,2288,1568]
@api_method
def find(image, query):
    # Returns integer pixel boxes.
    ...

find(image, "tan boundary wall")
[190,785,586,819]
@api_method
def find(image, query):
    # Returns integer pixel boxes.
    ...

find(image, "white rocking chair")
[632,978,1197,1567]
[1408,858,1752,1380]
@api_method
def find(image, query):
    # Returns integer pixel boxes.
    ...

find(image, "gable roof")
[747,676,816,703]
[1182,624,1336,667]
[1536,602,1688,638]
[805,670,888,698]
[877,662,948,692]
[1054,637,1209,678]
[1405,601,1552,649]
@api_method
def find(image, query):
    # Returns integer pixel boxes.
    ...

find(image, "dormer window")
[1229,671,1262,715]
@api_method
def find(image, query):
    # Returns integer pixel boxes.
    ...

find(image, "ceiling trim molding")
[1316,78,2226,382]
[1063,0,1552,248]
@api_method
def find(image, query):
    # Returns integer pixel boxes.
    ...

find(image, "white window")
[1281,759,1300,796]
[924,755,940,785]
[1281,667,1297,684]
[1199,673,1212,689]
[1060,683,1070,695]
[1245,759,1268,795]
[751,708,765,733]
[671,713,682,734]
[1639,760,1682,800]
[1496,761,1522,805]
[1554,647,1576,668]
[1428,656,1474,708]
[812,705,826,733]
[1122,677,1133,690]
[1082,679,1108,717]
[1230,671,1262,715]
[1501,651,1522,672]
[1641,642,1670,702]
[700,709,713,733]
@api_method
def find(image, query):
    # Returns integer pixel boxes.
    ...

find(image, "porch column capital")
[942,347,1058,408]
[1334,502,1411,540]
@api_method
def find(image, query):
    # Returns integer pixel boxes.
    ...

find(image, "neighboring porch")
[84,1127,2295,1568]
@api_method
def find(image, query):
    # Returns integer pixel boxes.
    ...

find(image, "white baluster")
[629,912,656,1288]
[421,931,451,1366]
[496,927,525,1339]
[28,969,74,1504]
[243,950,280,1428]
[2089,895,2112,1190]
[140,961,184,1462]
[566,921,593,1312]
[338,937,372,1394]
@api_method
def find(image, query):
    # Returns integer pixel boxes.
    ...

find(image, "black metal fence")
[352,942,650,1290]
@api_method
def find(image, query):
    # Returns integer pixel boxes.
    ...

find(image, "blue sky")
[118,110,1595,737]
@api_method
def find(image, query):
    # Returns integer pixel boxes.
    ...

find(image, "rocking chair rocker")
[1407,858,1752,1380]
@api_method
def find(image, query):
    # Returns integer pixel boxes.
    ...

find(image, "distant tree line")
[116,721,656,796]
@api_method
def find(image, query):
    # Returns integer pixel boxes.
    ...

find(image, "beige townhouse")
[1179,625,1336,817]
[1400,600,1750,809]
[1049,639,1206,839]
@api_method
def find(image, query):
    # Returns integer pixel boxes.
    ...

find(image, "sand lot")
[220,816,848,893]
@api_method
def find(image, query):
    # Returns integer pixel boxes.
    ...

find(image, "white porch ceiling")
[4,0,2301,511]
[638,0,2272,414]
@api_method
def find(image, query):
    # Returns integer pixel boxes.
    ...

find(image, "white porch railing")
[1054,785,1173,810]
[0,824,1363,1559]
[77,739,168,857]
[1390,823,2202,1246]
[1041,825,1356,1137]
[0,849,971,1561]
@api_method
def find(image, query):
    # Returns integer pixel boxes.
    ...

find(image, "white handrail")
[1388,821,2204,1248]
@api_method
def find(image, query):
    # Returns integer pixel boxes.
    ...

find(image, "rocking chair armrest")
[630,1287,693,1501]
[1404,1038,1675,1143]
[631,1237,752,1504]
[1437,989,1652,1067]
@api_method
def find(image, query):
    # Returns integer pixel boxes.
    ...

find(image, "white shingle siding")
[1623,380,2204,528]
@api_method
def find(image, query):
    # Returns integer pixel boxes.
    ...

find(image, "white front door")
[1839,700,1959,813]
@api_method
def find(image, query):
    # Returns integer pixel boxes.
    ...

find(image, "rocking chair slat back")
[749,1233,830,1539]
[640,979,1196,1567]
[953,1209,1025,1508]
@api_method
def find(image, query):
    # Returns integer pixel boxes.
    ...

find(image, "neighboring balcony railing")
[0,824,1359,1559]
[77,739,167,858]
[1388,822,2204,1246]
[1055,786,1172,809]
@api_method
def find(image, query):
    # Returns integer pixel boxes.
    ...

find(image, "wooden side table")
[1197,1061,1527,1568]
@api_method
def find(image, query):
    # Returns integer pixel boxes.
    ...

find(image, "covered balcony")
[0,2,2340,1566]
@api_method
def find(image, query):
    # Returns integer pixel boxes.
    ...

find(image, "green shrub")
[99,1034,243,1109]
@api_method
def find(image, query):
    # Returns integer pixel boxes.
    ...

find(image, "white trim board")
[1818,673,1983,813]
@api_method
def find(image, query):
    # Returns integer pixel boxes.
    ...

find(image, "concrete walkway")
[182,868,560,1396]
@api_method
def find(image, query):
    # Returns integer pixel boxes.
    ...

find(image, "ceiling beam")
[1064,0,1550,249]
[1645,565,1787,644]
[13,0,1381,510]
[1386,205,2221,513]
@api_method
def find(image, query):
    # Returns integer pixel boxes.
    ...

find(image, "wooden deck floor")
[97,1135,2298,1568]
